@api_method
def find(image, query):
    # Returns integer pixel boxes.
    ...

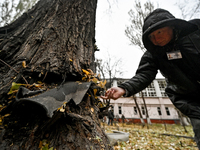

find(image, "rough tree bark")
[0,0,112,149]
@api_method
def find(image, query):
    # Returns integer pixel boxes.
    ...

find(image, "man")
[101,8,200,149]
[108,110,114,126]
[121,114,125,124]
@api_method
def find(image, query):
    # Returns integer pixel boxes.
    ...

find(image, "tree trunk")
[0,0,113,149]
[176,108,188,133]
[133,96,145,126]
[0,0,97,99]
[141,92,152,127]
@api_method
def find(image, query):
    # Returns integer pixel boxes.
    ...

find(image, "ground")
[102,122,198,150]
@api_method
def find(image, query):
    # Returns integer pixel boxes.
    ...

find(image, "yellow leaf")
[60,108,65,112]
[98,80,107,89]
[38,141,43,148]
[93,89,97,96]
[92,77,98,83]
[22,61,26,68]
[82,77,86,81]
[32,83,43,88]
[82,69,90,76]
[38,81,43,84]
[103,80,107,86]
[7,82,26,95]
[4,114,10,117]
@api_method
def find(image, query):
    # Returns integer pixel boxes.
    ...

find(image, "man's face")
[148,26,174,46]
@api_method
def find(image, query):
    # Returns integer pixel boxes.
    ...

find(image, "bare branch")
[125,0,156,52]
[95,52,124,82]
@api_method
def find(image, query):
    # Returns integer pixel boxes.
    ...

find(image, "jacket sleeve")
[118,51,158,97]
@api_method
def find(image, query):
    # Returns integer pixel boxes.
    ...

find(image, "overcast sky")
[95,0,184,79]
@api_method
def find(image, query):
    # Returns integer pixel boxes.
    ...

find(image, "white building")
[107,78,180,124]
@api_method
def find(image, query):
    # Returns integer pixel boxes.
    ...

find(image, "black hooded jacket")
[118,9,200,118]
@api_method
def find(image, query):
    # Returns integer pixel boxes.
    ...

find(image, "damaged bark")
[0,0,112,149]
[0,87,112,149]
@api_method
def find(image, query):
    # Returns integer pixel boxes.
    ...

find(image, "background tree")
[140,92,151,127]
[177,0,200,19]
[0,0,39,26]
[125,0,156,52]
[133,95,145,126]
[123,0,155,127]
[96,52,124,88]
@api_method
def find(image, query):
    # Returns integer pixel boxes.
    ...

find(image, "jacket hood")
[142,8,198,53]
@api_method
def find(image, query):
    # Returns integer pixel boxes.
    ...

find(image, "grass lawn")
[101,122,198,150]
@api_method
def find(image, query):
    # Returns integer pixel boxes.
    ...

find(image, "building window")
[141,106,145,115]
[140,90,147,97]
[139,82,156,97]
[118,106,122,114]
[158,80,168,97]
[147,82,157,97]
[134,107,137,115]
[165,107,170,116]
[111,105,114,113]
[157,107,162,115]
